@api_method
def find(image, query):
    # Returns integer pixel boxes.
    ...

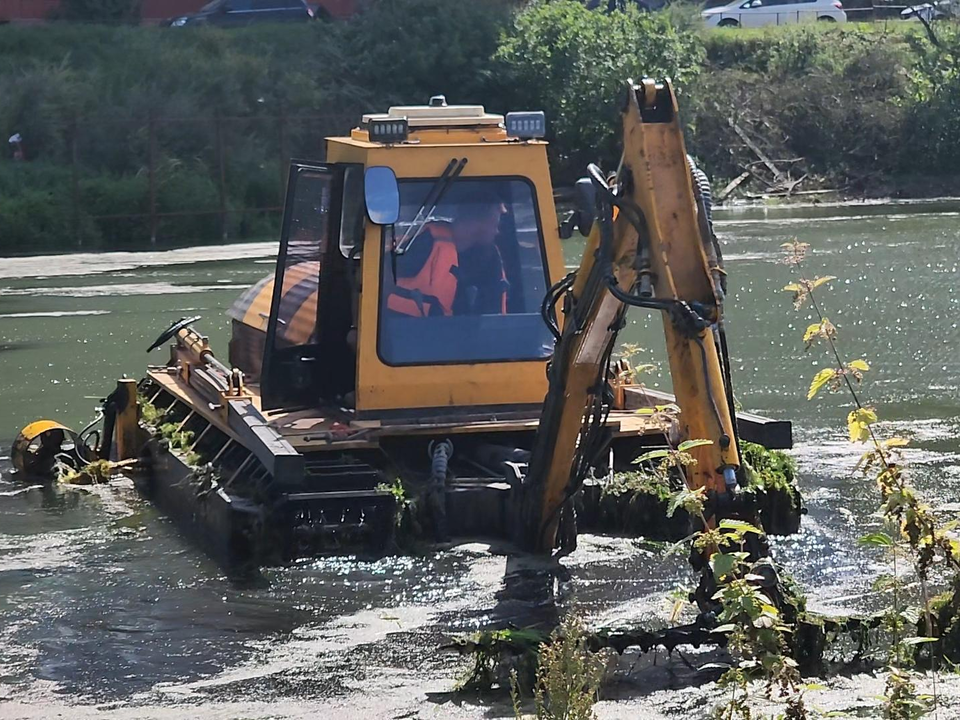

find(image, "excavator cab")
[248,99,565,416]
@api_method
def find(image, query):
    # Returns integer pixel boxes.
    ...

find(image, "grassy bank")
[0,1,958,252]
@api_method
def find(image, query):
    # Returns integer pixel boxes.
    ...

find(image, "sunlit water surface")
[1,199,959,712]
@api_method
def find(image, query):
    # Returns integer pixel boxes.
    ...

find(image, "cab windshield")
[378,177,554,365]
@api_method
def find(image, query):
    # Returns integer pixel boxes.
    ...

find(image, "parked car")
[701,0,847,27]
[163,0,314,27]
[900,0,955,21]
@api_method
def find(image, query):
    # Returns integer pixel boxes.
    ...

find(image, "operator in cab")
[386,188,508,318]
[451,191,509,316]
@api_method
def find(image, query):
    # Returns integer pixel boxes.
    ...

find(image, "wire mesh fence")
[10,110,357,249]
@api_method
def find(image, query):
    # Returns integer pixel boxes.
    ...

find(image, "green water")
[1,200,959,711]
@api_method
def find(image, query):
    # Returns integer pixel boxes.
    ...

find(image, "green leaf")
[718,518,763,536]
[847,407,878,443]
[847,359,870,372]
[782,282,803,293]
[711,552,740,581]
[667,487,705,518]
[802,322,822,344]
[802,317,837,350]
[633,449,670,463]
[811,275,836,290]
[858,532,894,548]
[678,439,713,452]
[900,607,922,624]
[808,367,837,400]
[901,636,937,646]
[710,625,737,635]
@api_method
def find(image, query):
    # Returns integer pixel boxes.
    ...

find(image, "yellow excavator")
[12,80,793,596]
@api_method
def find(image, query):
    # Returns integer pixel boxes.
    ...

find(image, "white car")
[702,0,847,27]
[901,0,955,21]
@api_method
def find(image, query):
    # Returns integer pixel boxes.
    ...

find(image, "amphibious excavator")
[12,80,795,576]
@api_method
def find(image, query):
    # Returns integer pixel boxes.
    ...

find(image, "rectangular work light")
[369,118,409,144]
[505,111,546,140]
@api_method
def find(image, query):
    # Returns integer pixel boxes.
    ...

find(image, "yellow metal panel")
[114,378,140,462]
[628,92,740,497]
[15,419,69,441]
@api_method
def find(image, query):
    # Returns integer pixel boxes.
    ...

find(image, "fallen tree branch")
[728,116,788,185]
[717,171,752,203]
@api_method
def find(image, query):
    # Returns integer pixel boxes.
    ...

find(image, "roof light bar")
[369,117,409,144]
[505,111,546,140]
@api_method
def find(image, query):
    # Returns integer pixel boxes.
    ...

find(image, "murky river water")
[1,200,959,718]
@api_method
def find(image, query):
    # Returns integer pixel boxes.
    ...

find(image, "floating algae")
[57,459,119,485]
[578,442,804,539]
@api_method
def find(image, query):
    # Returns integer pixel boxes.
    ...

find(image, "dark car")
[163,0,314,27]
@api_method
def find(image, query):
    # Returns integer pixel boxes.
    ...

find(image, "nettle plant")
[636,441,808,719]
[781,239,960,717]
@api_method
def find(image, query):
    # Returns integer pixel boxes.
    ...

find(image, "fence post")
[278,101,287,205]
[148,112,157,246]
[215,110,228,242]
[69,114,80,249]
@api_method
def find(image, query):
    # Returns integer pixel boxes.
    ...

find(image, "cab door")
[261,162,340,410]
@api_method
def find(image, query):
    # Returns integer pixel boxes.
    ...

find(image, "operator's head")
[450,190,504,251]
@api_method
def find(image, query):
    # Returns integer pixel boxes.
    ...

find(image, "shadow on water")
[0,341,44,354]
[425,544,738,717]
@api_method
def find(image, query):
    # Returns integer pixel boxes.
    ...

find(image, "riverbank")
[1,3,958,252]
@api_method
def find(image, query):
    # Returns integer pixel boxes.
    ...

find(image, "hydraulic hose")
[427,440,453,542]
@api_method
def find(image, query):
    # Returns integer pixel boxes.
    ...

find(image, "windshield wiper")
[394,157,468,255]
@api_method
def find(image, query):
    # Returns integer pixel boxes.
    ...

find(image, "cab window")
[378,177,554,365]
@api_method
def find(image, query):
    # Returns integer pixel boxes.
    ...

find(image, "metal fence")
[43,111,357,247]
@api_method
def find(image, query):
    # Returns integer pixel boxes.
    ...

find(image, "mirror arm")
[558,211,576,240]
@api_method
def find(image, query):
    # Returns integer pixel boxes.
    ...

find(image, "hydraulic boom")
[520,79,742,554]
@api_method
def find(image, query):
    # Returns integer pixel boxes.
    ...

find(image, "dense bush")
[339,0,513,106]
[684,24,930,190]
[0,186,101,250]
[53,0,140,23]
[900,24,960,175]
[495,0,704,180]
[0,3,957,253]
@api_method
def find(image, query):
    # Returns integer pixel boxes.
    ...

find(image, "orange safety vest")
[386,222,459,318]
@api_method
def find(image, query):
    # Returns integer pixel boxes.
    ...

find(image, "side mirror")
[574,177,596,237]
[364,166,400,226]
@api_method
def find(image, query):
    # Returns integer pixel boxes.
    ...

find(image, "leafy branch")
[781,239,955,716]
[635,441,807,719]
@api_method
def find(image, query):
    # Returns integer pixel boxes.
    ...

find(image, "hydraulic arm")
[520,79,741,554]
